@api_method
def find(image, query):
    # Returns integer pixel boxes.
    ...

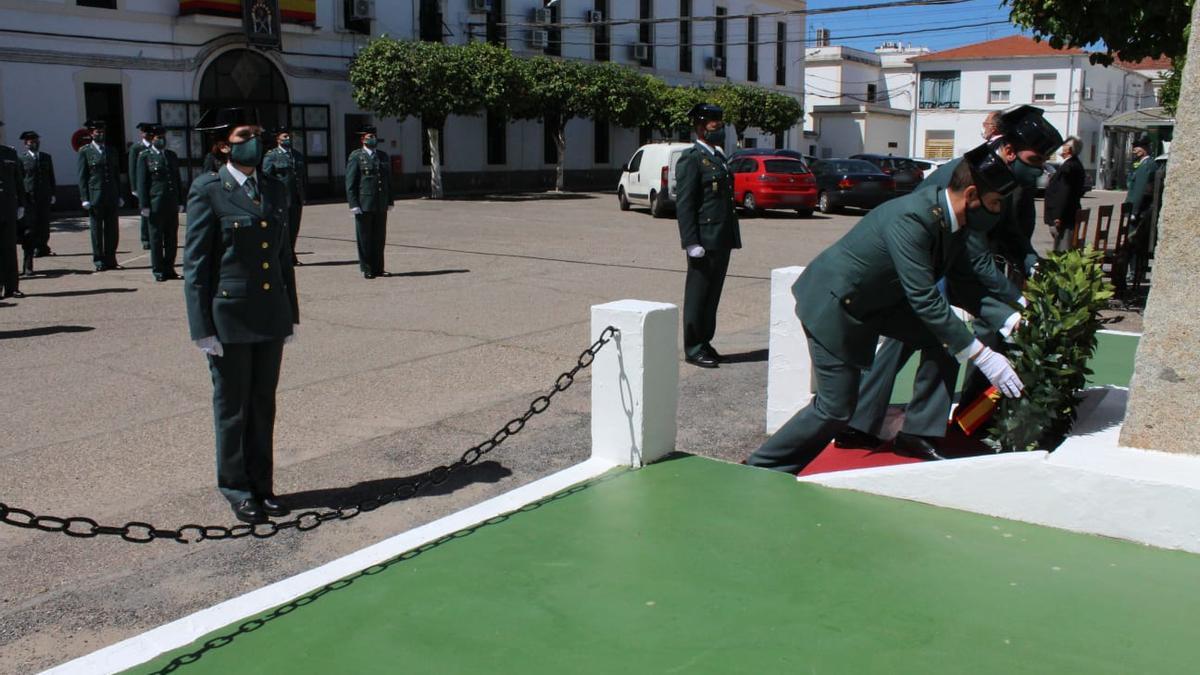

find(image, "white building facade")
[909,35,1155,182]
[0,0,806,201]
[802,40,926,159]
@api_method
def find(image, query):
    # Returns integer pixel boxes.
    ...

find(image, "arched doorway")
[199,49,290,130]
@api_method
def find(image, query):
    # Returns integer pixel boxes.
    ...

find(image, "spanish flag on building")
[180,0,317,24]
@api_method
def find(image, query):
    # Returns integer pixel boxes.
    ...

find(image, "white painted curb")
[766,266,810,434]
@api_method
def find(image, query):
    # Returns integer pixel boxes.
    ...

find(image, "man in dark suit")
[0,120,26,298]
[137,125,183,281]
[345,125,394,279]
[19,130,56,265]
[130,122,153,251]
[77,119,124,271]
[746,149,1023,474]
[675,103,741,368]
[184,107,299,524]
[1044,137,1086,252]
[263,126,308,266]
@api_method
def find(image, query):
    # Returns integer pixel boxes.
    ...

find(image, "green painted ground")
[129,451,1198,675]
[890,331,1137,404]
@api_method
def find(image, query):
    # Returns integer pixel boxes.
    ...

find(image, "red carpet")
[797,426,994,477]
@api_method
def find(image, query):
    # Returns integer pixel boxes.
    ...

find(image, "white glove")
[140,208,150,218]
[179,205,186,213]
[350,207,363,215]
[1017,296,1028,308]
[686,245,706,258]
[17,207,24,220]
[969,341,1024,398]
[51,196,56,205]
[1000,311,1023,343]
[118,198,125,207]
[194,335,224,357]
[81,201,92,210]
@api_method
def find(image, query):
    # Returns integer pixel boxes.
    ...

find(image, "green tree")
[1003,0,1193,65]
[643,80,708,140]
[509,56,595,192]
[710,83,772,147]
[349,39,516,198]
[755,92,805,137]
[584,62,656,130]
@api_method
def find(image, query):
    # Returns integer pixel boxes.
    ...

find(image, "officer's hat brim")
[1132,135,1152,150]
[136,122,155,132]
[148,125,166,136]
[358,126,379,136]
[19,131,40,141]
[688,103,724,123]
[84,119,108,130]
[195,107,261,132]
[964,143,1018,198]
[997,105,1063,157]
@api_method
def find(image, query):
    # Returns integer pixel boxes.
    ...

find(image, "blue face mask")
[704,127,727,147]
[1012,158,1043,187]
[966,203,1004,232]
[229,135,263,167]
[152,138,165,150]
[364,136,378,149]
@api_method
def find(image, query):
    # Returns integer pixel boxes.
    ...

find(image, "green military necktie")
[244,176,259,203]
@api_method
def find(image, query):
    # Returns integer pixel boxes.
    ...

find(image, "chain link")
[0,327,619,544]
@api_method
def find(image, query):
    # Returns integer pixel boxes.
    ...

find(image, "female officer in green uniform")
[184,107,299,524]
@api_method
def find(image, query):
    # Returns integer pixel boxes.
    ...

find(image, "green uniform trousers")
[148,209,179,277]
[89,205,120,268]
[683,248,730,358]
[287,202,302,264]
[209,339,284,505]
[355,210,387,275]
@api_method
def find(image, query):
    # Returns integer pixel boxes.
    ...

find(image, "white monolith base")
[766,266,811,433]
[590,300,679,467]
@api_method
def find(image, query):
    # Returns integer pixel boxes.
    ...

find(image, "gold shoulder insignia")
[931,206,943,219]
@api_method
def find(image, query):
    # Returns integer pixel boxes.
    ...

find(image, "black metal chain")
[0,327,619,544]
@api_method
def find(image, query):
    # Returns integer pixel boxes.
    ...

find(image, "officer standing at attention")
[675,103,741,368]
[19,130,56,264]
[263,126,307,266]
[0,120,27,298]
[345,125,393,279]
[1122,134,1157,294]
[77,120,124,272]
[130,122,154,251]
[746,151,1023,474]
[184,107,299,524]
[834,106,1062,460]
[137,124,183,281]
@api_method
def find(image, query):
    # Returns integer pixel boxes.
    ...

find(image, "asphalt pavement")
[0,187,1131,673]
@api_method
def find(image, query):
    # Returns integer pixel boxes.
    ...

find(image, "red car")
[729,155,818,216]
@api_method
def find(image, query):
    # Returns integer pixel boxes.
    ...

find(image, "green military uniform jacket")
[345,148,393,213]
[1125,158,1157,213]
[183,165,299,344]
[795,188,979,369]
[263,146,307,206]
[674,144,741,251]
[0,145,23,221]
[129,141,149,200]
[76,143,121,208]
[20,149,55,207]
[137,147,182,212]
[919,158,1031,292]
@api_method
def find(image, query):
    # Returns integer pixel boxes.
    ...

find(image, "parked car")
[616,142,693,217]
[849,153,925,193]
[810,159,896,213]
[1035,161,1095,196]
[729,147,810,165]
[728,155,818,216]
[910,157,952,179]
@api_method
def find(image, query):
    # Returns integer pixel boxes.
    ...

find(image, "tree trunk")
[555,123,567,193]
[428,127,443,200]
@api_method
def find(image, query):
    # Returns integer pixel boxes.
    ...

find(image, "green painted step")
[128,451,1198,675]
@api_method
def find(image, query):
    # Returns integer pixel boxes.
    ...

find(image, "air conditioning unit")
[632,42,650,61]
[529,29,549,49]
[1082,86,1094,100]
[706,56,725,72]
[469,0,492,13]
[586,10,603,23]
[350,0,375,21]
[533,8,551,24]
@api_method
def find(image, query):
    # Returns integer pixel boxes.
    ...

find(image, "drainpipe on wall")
[1066,56,1076,139]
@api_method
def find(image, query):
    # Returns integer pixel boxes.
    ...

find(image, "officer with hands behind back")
[138,124,184,281]
[184,107,299,524]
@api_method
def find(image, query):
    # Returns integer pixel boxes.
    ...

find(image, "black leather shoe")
[35,248,53,258]
[4,290,25,299]
[232,499,267,524]
[260,496,290,518]
[892,432,947,461]
[154,274,166,282]
[685,353,719,368]
[834,427,884,449]
[703,344,728,363]
[364,272,375,279]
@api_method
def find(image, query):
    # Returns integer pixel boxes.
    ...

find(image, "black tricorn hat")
[136,122,155,132]
[997,105,1063,157]
[19,130,40,141]
[1131,134,1152,150]
[272,125,293,135]
[688,103,724,123]
[358,125,378,136]
[84,119,107,130]
[148,124,166,135]
[964,142,1018,197]
[194,107,260,132]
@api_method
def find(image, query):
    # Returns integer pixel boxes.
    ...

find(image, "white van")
[616,142,694,218]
